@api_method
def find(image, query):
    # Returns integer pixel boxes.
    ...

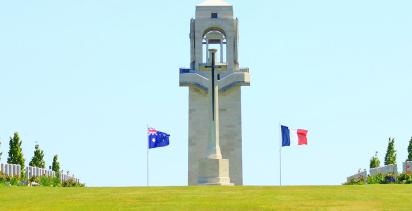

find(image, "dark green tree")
[52,155,60,177]
[29,144,46,168]
[384,137,397,165]
[370,151,380,168]
[407,137,412,161]
[7,132,25,177]
[0,139,2,162]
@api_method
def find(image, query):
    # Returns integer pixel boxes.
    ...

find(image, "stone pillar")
[220,41,223,63]
[206,39,209,62]
[403,161,412,173]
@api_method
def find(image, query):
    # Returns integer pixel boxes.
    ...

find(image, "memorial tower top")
[197,0,232,6]
[196,0,233,20]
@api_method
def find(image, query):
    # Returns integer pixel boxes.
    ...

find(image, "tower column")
[220,40,223,63]
[206,39,209,62]
[180,0,250,186]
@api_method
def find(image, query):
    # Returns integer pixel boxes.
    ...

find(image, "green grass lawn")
[0,185,411,210]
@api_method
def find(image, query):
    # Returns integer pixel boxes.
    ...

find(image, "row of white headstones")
[347,161,412,183]
[0,163,79,183]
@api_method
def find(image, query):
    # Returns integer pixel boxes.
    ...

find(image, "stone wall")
[26,166,55,178]
[0,163,80,183]
[0,163,21,177]
[347,170,367,183]
[370,164,398,176]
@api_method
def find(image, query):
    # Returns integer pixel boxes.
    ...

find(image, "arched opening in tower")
[202,30,227,64]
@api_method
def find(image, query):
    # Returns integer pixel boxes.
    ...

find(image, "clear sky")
[0,0,411,187]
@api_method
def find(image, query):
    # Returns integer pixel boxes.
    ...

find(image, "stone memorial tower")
[179,0,250,186]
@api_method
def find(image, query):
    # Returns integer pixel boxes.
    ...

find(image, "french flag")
[281,125,308,147]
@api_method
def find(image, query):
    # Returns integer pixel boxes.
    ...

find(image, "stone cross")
[205,49,223,160]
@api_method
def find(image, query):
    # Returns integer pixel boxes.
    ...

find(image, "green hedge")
[1,172,84,187]
[345,173,412,185]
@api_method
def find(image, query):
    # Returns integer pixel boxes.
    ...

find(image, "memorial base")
[197,158,233,186]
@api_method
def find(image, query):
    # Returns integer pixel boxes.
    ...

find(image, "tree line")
[1,132,60,178]
[369,137,412,168]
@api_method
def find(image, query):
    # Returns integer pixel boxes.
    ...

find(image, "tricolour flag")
[281,125,308,147]
[148,128,170,149]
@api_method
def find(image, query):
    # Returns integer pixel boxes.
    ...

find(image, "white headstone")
[17,165,21,177]
[9,164,13,177]
[4,164,8,176]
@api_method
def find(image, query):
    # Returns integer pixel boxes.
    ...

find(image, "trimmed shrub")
[344,176,367,185]
[62,178,84,187]
[397,173,412,184]
[367,174,385,184]
[9,177,19,186]
[384,174,397,184]
[29,176,39,183]
[39,176,52,186]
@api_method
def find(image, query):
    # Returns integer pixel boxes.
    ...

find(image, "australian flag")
[148,128,170,149]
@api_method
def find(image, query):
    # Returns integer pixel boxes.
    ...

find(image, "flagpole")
[279,123,282,186]
[146,124,149,187]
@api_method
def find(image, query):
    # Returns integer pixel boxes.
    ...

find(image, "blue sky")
[0,0,411,186]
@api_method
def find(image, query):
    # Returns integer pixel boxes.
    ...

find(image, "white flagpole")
[146,124,149,187]
[279,123,282,186]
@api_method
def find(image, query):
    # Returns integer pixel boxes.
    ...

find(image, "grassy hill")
[0,185,411,210]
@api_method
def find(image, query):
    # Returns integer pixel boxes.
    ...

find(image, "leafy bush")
[0,173,25,186]
[0,172,5,183]
[368,173,397,184]
[344,176,367,185]
[0,173,66,187]
[367,174,385,184]
[39,176,52,186]
[397,173,412,184]
[9,177,20,186]
[384,174,396,184]
[62,178,84,187]
[52,176,61,187]
[29,176,39,183]
[28,176,61,187]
